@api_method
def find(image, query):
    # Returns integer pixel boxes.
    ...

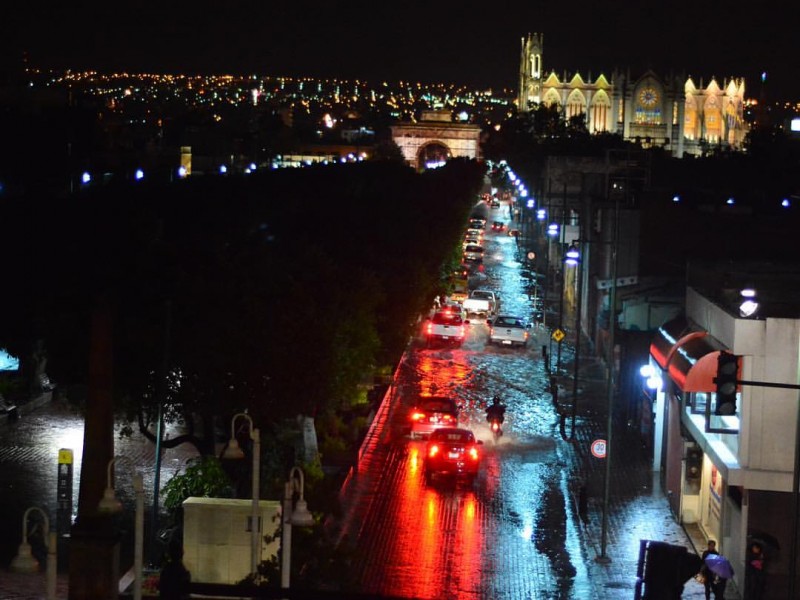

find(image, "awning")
[649,316,691,369]
[649,315,727,392]
[668,333,726,392]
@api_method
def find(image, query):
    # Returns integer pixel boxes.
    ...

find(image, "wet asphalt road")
[330,201,597,599]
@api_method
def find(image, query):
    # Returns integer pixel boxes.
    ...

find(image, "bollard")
[559,412,567,440]
[542,346,548,369]
[578,485,589,523]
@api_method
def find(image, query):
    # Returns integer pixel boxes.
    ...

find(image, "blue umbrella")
[704,554,735,579]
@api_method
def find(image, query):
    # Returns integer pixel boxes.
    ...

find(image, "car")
[409,397,460,439]
[463,244,484,263]
[487,315,530,347]
[465,227,484,239]
[463,233,482,247]
[489,198,501,209]
[491,221,506,232]
[468,217,486,229]
[424,427,482,483]
[425,309,467,346]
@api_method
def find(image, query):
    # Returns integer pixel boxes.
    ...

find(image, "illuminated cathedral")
[517,33,747,157]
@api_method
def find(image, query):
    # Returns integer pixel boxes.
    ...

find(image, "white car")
[463,244,484,263]
[488,315,530,347]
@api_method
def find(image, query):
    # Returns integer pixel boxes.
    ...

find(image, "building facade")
[390,110,482,170]
[518,33,748,157]
[646,267,800,596]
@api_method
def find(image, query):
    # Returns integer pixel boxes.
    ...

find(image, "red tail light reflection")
[429,445,440,457]
[469,447,479,460]
[411,412,425,421]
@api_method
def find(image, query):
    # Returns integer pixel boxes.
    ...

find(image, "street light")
[563,242,583,439]
[222,413,261,576]
[97,456,145,600]
[11,506,57,600]
[281,466,315,590]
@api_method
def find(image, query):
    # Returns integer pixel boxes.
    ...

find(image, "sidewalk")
[545,322,742,599]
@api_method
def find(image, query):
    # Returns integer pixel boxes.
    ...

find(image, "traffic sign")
[551,328,565,343]
[591,439,607,458]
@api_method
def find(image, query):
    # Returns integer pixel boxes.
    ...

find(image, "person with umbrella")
[704,551,735,599]
[700,540,719,600]
[745,541,766,599]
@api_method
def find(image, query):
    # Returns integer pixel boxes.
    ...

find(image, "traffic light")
[685,446,703,481]
[715,351,740,416]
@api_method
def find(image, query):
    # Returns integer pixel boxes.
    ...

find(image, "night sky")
[5,1,797,101]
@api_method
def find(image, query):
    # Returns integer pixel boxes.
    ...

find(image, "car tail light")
[429,445,440,457]
[489,327,494,336]
[426,323,433,335]
[469,447,479,460]
[491,422,500,432]
[411,412,425,421]
[524,331,529,340]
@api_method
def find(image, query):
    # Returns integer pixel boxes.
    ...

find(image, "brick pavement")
[3,340,742,600]
[544,322,742,599]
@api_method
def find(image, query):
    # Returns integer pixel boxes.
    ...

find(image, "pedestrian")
[710,572,728,599]
[745,541,766,599]
[700,540,719,600]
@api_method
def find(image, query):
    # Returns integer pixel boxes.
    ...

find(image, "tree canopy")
[0,158,484,454]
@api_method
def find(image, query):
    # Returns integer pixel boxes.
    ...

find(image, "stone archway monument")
[390,110,482,170]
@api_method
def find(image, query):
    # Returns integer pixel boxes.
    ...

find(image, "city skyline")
[4,2,798,102]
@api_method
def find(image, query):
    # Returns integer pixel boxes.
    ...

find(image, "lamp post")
[97,456,145,600]
[564,242,583,440]
[281,466,315,590]
[222,413,261,576]
[11,506,57,600]
[598,185,621,562]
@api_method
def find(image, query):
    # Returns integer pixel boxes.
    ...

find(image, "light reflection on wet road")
[335,203,591,599]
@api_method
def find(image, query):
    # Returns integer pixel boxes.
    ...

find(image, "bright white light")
[740,288,756,298]
[249,163,257,171]
[639,364,655,378]
[739,300,759,317]
[672,195,680,202]
[81,172,91,184]
[646,375,663,391]
[537,209,546,220]
[520,190,528,197]
[219,165,228,174]
[547,223,558,236]
[458,111,469,121]
[134,169,144,181]
[178,166,187,178]
[782,198,790,208]
[726,197,735,205]
[527,199,534,209]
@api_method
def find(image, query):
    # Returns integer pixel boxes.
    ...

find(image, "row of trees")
[0,158,484,458]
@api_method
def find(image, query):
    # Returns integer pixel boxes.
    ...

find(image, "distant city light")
[219,165,228,174]
[761,71,767,83]
[672,195,680,203]
[134,169,144,180]
[177,166,188,178]
[726,197,735,205]
[782,198,791,208]
[249,163,257,171]
[81,172,91,184]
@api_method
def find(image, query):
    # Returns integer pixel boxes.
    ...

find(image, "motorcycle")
[488,416,503,442]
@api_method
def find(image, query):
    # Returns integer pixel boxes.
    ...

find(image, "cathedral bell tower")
[518,33,543,112]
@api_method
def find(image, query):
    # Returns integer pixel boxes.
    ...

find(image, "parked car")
[424,427,482,484]
[408,397,460,439]
[487,315,530,347]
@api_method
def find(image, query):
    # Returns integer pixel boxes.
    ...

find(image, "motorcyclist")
[486,395,506,424]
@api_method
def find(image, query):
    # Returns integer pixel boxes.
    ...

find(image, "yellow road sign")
[552,328,565,343]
